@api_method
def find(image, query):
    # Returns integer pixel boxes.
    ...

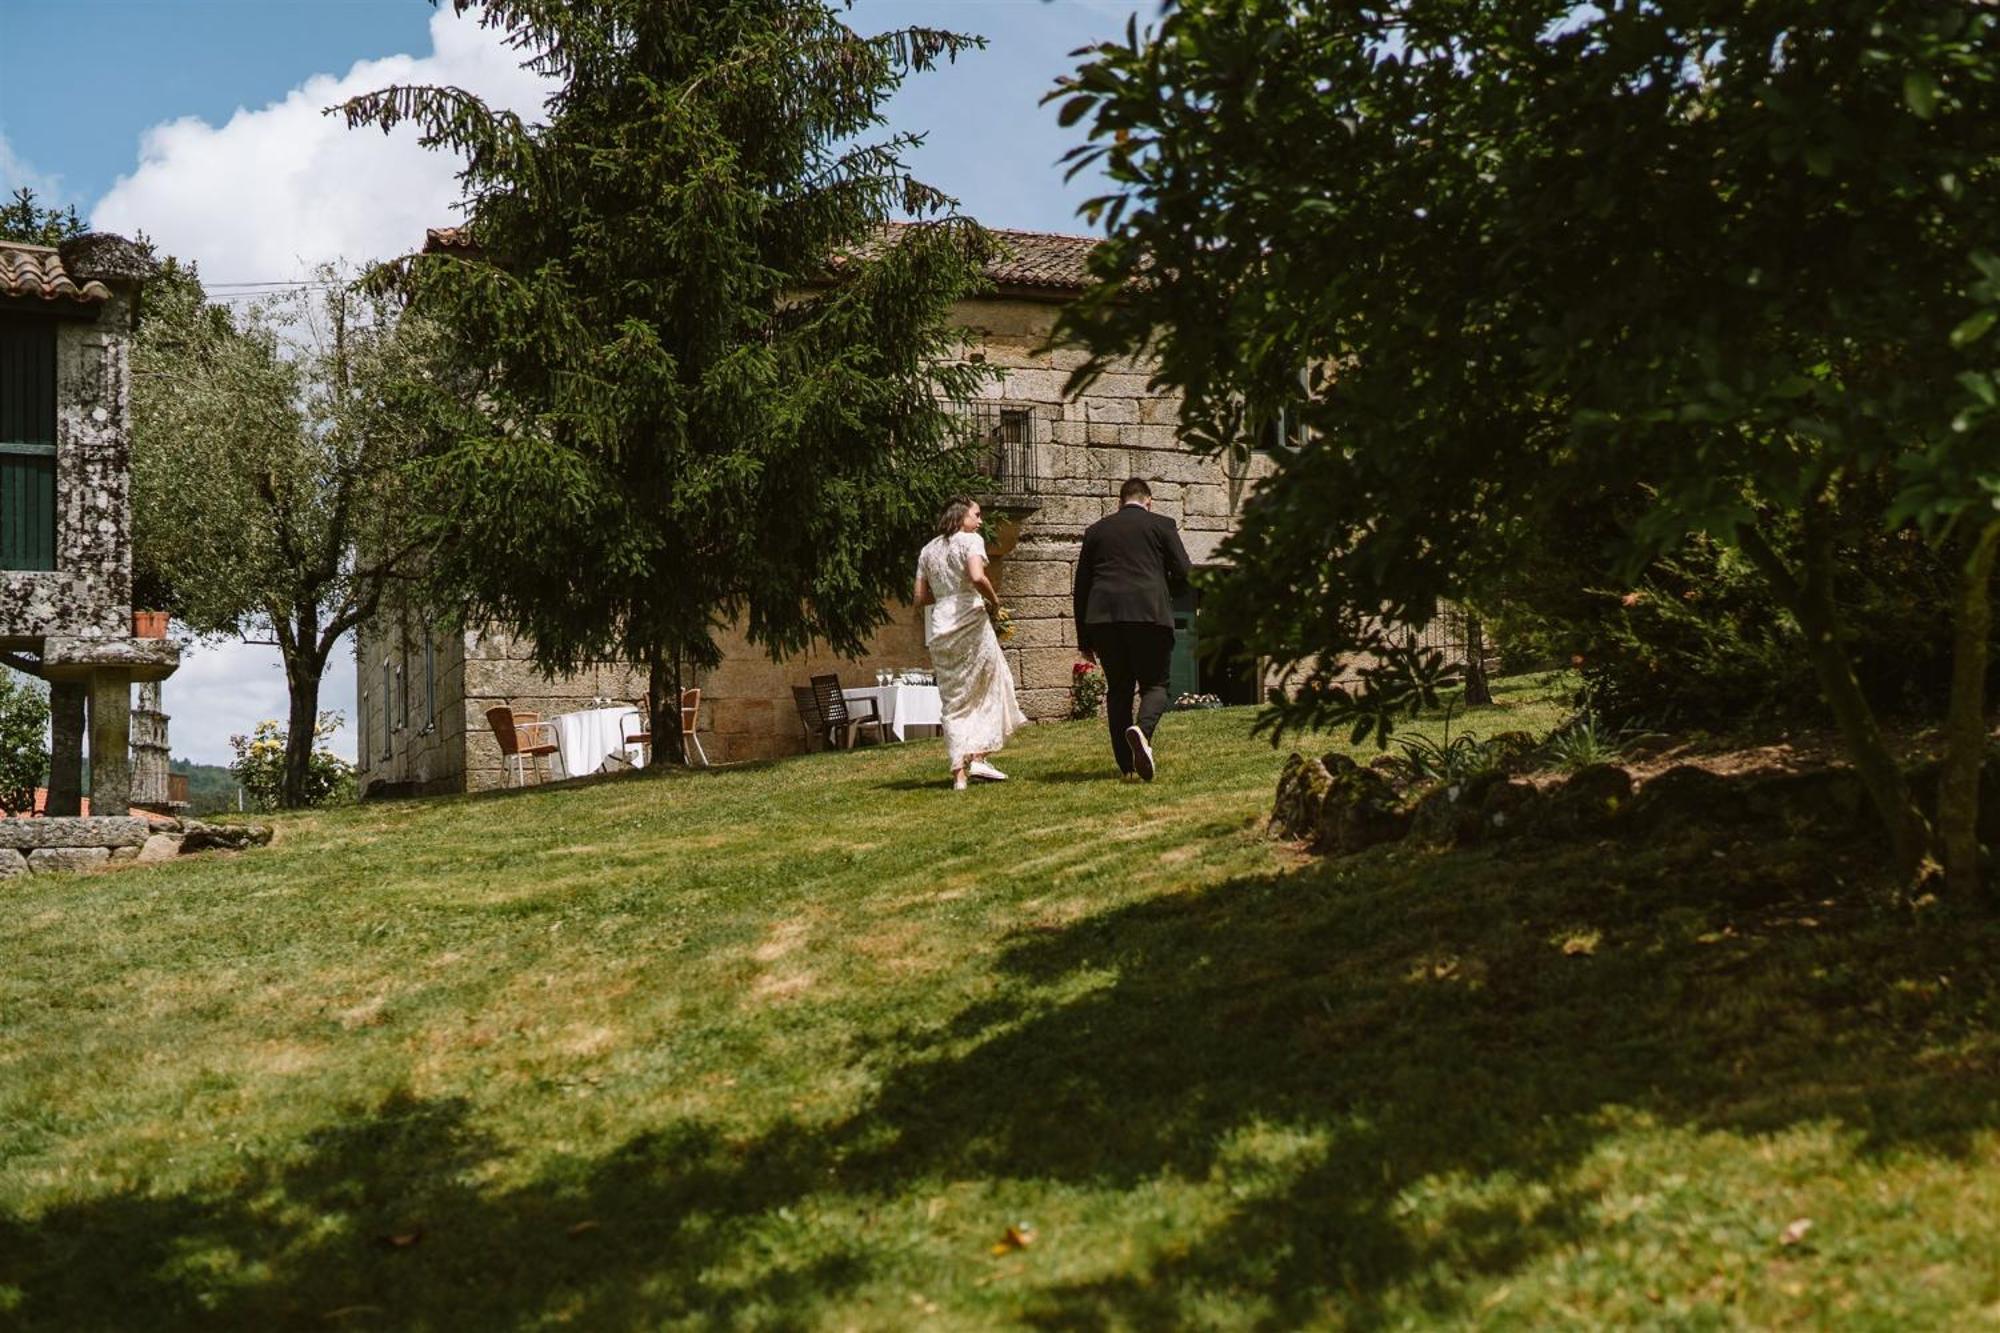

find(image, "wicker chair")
[810,674,887,750]
[623,690,708,766]
[486,705,560,786]
[679,688,710,766]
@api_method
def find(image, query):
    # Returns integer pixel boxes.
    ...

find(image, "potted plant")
[132,610,169,639]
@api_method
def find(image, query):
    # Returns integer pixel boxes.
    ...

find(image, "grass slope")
[5,683,2000,1329]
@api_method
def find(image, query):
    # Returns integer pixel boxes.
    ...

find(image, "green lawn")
[6,682,2000,1329]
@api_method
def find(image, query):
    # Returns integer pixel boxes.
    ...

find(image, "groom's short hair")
[1119,477,1153,503]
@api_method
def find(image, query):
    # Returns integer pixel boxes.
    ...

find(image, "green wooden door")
[0,318,57,571]
[1169,588,1198,700]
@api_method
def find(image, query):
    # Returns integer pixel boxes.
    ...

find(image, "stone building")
[356,226,1272,793]
[0,235,177,814]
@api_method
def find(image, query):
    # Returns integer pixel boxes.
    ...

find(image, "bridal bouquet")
[990,604,1016,643]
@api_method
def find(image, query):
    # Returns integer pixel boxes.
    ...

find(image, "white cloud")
[90,8,549,283]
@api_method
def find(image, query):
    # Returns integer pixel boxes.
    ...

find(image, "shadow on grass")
[8,812,2000,1327]
[0,1090,864,1330]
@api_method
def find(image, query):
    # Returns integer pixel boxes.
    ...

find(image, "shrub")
[0,670,49,815]
[229,714,354,811]
[1485,482,1968,732]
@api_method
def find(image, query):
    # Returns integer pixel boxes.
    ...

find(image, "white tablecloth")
[548,706,646,777]
[842,684,942,742]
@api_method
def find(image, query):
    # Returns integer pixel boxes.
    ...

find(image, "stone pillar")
[131,681,170,808]
[88,669,133,816]
[47,682,86,817]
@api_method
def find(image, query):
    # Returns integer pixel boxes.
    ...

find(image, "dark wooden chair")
[792,686,827,752]
[810,674,886,750]
[486,705,560,786]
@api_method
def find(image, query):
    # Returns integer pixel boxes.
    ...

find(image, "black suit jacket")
[1073,503,1195,651]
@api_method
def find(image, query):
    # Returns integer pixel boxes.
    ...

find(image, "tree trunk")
[1738,514,1933,876]
[646,647,685,767]
[281,654,325,808]
[1939,519,2000,900]
[1463,615,1492,706]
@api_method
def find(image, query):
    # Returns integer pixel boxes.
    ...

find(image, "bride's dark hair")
[935,496,976,541]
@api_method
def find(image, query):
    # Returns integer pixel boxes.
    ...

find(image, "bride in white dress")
[914,498,1028,790]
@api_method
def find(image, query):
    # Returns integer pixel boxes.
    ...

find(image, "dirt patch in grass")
[748,970,816,1003]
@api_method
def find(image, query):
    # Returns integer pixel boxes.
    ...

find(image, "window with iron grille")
[953,400,1042,498]
[0,318,58,571]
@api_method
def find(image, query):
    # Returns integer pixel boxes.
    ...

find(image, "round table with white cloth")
[547,706,647,777]
[840,684,942,741]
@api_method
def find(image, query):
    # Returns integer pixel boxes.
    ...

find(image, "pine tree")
[341,0,998,758]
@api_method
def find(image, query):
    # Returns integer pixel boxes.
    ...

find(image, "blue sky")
[0,0,1147,762]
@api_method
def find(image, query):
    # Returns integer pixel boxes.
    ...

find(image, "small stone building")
[0,235,177,813]
[357,227,1273,793]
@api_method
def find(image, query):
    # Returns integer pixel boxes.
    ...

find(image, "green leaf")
[1958,370,1997,407]
[1904,70,1939,120]
[1950,309,1997,350]
[1057,95,1096,128]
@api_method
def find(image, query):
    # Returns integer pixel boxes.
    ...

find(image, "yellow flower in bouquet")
[990,604,1016,642]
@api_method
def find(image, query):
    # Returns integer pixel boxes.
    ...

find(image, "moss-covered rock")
[1271,753,1335,840]
[1540,763,1634,835]
[1312,763,1410,855]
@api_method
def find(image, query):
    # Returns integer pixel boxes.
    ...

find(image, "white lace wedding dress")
[918,531,1027,771]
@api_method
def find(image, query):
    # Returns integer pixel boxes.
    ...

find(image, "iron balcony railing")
[953,399,1044,503]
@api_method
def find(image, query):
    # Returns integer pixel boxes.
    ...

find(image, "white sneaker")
[1127,726,1155,781]
[969,760,1009,782]
[952,770,969,791]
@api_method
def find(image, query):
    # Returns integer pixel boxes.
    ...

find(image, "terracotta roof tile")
[0,241,112,305]
[424,222,1104,293]
[977,227,1101,292]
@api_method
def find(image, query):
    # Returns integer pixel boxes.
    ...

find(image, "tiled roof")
[971,227,1101,292]
[0,241,112,304]
[424,222,1103,293]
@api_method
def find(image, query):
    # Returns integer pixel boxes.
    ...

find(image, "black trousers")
[1093,622,1174,773]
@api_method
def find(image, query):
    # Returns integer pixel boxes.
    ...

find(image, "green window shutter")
[0,318,58,571]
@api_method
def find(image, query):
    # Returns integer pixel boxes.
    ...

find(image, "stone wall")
[0,815,268,875]
[953,296,1274,721]
[356,607,472,796]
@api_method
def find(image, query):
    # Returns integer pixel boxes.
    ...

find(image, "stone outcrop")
[0,816,271,874]
[180,820,275,853]
[1271,753,1335,841]
[1311,756,1411,854]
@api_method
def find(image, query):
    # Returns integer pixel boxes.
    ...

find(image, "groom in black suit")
[1073,477,1194,780]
